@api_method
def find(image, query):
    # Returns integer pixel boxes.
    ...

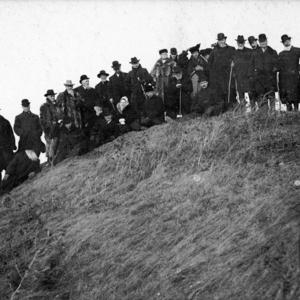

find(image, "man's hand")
[176,83,182,88]
[3,174,9,181]
[109,98,114,104]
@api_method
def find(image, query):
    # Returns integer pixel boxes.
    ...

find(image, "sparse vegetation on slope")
[0,111,300,300]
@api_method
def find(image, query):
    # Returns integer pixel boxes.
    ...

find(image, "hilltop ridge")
[0,111,300,300]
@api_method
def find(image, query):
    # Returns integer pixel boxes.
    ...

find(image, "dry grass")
[0,110,300,300]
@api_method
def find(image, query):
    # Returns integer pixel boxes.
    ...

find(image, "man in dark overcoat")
[141,82,165,127]
[108,61,129,105]
[125,57,153,118]
[251,33,279,109]
[95,70,113,111]
[278,34,300,111]
[40,89,62,163]
[14,99,44,154]
[0,112,15,183]
[232,35,253,104]
[165,66,192,119]
[208,33,236,112]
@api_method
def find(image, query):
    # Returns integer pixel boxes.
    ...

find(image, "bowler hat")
[189,43,200,53]
[79,74,89,83]
[248,36,258,45]
[170,47,177,55]
[159,49,168,55]
[281,34,291,43]
[97,70,109,78]
[236,35,246,43]
[44,89,56,97]
[112,60,121,69]
[130,57,140,64]
[144,82,155,92]
[258,33,267,42]
[217,33,227,41]
[21,99,30,107]
[64,80,74,87]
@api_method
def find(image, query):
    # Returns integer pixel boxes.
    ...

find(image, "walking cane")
[275,72,281,111]
[234,78,241,105]
[177,86,183,118]
[227,61,234,103]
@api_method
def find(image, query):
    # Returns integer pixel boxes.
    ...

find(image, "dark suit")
[0,115,15,179]
[14,111,43,153]
[108,72,129,105]
[74,85,99,128]
[95,81,111,109]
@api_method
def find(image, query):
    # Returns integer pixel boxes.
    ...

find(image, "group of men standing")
[0,32,300,195]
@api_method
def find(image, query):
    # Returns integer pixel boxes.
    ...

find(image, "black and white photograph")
[0,0,300,299]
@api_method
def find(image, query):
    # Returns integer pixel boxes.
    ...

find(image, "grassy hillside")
[0,111,300,300]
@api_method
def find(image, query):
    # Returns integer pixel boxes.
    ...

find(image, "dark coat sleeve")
[6,120,16,150]
[6,153,20,176]
[40,104,52,135]
[13,115,22,137]
[35,115,43,137]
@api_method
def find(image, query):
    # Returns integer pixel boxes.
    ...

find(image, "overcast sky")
[0,0,299,125]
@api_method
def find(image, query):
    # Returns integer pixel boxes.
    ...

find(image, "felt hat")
[97,70,109,78]
[79,74,89,83]
[21,99,30,107]
[44,89,56,97]
[217,33,227,40]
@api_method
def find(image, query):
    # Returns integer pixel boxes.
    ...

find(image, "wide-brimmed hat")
[189,43,200,53]
[79,74,89,83]
[236,35,246,43]
[159,49,168,55]
[97,70,109,78]
[64,80,74,87]
[217,33,227,41]
[258,33,267,42]
[21,99,30,107]
[130,57,140,64]
[44,89,56,97]
[281,34,291,43]
[112,60,121,69]
[248,36,258,45]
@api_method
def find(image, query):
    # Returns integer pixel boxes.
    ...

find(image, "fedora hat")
[21,99,30,107]
[64,80,74,87]
[188,43,200,53]
[79,74,89,83]
[97,70,109,78]
[248,36,258,44]
[44,89,56,97]
[112,60,121,68]
[236,35,246,43]
[217,33,227,41]
[281,34,291,43]
[130,57,140,64]
[258,33,267,42]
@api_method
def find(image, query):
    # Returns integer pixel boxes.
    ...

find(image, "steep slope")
[0,111,300,300]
